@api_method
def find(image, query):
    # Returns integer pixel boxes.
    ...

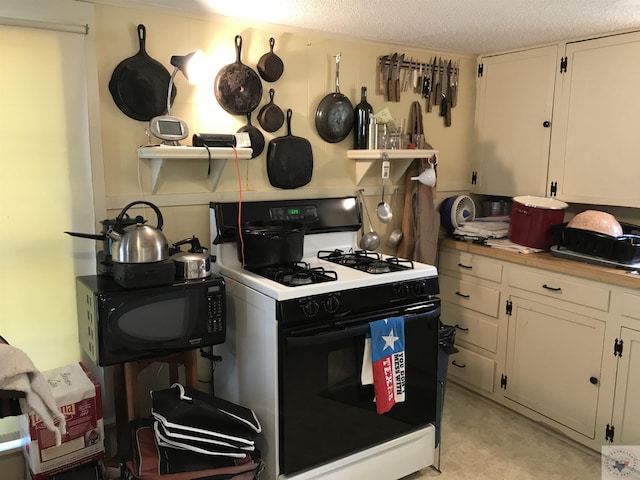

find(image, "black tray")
[552,222,640,264]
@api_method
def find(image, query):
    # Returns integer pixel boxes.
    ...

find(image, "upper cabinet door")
[473,45,558,197]
[549,31,640,208]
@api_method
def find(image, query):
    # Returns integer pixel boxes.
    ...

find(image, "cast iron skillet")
[315,53,354,143]
[215,35,263,115]
[267,109,313,189]
[257,37,284,82]
[108,24,176,121]
[257,88,285,132]
[237,112,265,159]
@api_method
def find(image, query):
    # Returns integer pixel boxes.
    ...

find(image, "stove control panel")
[270,205,319,223]
[277,277,439,327]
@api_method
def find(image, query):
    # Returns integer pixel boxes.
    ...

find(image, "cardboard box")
[20,362,104,480]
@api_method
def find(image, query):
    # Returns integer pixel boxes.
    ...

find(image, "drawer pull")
[589,376,599,385]
[451,360,466,368]
[455,291,470,299]
[542,284,562,292]
[457,263,472,269]
[455,324,469,332]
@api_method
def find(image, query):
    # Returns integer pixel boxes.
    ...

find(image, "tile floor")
[406,382,602,480]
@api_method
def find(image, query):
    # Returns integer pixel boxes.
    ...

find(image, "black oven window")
[118,298,188,340]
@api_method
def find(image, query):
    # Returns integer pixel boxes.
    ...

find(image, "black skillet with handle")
[257,88,285,132]
[214,35,263,115]
[108,24,176,121]
[267,109,313,189]
[237,112,265,158]
[257,37,284,82]
[315,53,354,143]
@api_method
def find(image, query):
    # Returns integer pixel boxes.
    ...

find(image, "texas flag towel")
[361,316,406,414]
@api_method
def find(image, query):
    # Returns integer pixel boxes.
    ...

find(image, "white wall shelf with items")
[137,146,253,193]
[348,149,438,185]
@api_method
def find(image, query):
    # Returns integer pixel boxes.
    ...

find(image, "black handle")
[543,121,551,127]
[452,360,466,368]
[455,291,470,299]
[590,376,599,385]
[457,263,472,269]
[116,201,164,232]
[542,284,562,292]
[455,324,469,332]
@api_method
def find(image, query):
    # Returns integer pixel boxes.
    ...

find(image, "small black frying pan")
[237,113,265,159]
[257,37,284,82]
[258,89,285,132]
[108,24,175,121]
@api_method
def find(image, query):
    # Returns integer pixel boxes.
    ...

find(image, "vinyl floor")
[405,382,603,480]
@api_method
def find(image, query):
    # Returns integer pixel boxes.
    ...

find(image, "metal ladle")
[376,154,393,223]
[358,190,380,251]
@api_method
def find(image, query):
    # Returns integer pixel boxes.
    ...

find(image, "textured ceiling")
[104,0,640,54]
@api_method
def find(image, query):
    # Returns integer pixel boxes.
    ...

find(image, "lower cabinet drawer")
[447,345,495,393]
[441,302,499,353]
[440,275,501,318]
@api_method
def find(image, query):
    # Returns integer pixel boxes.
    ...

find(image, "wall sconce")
[149,50,204,145]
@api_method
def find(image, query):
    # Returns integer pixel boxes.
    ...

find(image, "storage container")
[508,196,568,249]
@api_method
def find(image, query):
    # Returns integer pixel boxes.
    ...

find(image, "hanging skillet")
[214,35,263,115]
[257,37,284,82]
[315,53,354,143]
[237,112,265,158]
[108,24,176,121]
[257,88,285,132]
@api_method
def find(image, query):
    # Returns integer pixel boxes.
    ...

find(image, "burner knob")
[324,296,340,313]
[302,300,320,317]
[413,280,428,296]
[395,283,409,299]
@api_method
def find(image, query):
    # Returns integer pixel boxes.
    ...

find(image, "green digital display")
[288,208,300,215]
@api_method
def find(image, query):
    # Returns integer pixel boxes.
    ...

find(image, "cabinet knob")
[589,376,598,385]
[543,121,551,128]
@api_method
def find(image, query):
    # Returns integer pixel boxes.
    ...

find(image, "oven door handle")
[286,323,371,347]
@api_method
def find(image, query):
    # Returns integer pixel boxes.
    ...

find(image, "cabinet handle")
[455,291,470,299]
[457,263,472,269]
[543,120,551,127]
[589,376,599,385]
[455,324,469,332]
[542,284,562,292]
[452,360,466,368]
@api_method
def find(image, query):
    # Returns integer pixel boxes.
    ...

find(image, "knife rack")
[377,55,459,77]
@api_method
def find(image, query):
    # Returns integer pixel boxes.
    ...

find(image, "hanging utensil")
[358,190,380,251]
[376,154,393,223]
[257,88,285,132]
[315,53,354,143]
[257,37,284,82]
[386,187,404,249]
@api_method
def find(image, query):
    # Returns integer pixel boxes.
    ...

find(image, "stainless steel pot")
[171,236,212,280]
[109,201,169,263]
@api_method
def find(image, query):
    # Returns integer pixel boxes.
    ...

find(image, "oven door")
[278,301,440,476]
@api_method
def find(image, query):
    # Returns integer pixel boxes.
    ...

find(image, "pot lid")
[512,195,568,210]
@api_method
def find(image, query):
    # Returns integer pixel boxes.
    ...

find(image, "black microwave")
[76,275,226,366]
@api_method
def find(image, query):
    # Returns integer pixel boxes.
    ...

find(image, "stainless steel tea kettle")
[108,201,169,263]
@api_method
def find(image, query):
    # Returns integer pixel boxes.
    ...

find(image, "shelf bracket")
[348,149,438,185]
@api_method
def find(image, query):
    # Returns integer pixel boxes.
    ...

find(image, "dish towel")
[0,343,66,445]
[361,316,406,414]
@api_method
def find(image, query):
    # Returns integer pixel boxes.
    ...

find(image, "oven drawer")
[441,302,498,353]
[439,249,503,283]
[447,345,495,393]
[439,275,501,318]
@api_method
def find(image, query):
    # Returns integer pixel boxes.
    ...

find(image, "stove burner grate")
[247,261,338,286]
[318,249,414,273]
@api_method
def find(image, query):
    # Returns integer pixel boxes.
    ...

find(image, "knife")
[451,60,459,108]
[379,54,388,96]
[394,53,405,102]
[386,52,397,102]
[423,59,432,112]
[441,60,452,127]
[431,57,440,108]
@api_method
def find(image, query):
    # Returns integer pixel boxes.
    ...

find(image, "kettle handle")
[115,201,164,231]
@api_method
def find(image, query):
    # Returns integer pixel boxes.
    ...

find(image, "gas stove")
[209,196,438,301]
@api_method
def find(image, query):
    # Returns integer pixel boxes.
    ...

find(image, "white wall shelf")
[348,149,438,184]
[137,145,253,193]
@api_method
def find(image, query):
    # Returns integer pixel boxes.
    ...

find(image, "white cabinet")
[548,31,640,208]
[472,45,558,197]
[609,291,640,445]
[438,249,503,394]
[474,30,640,207]
[504,296,605,438]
